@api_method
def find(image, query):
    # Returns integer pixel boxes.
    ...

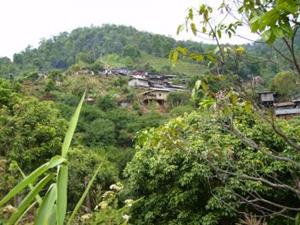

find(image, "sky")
[0,0,258,58]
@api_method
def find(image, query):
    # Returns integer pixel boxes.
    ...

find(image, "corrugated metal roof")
[274,102,295,107]
[275,108,300,115]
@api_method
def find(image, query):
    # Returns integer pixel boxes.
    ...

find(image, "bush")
[68,146,119,209]
[84,118,116,147]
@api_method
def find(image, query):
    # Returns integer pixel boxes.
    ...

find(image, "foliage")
[125,107,300,224]
[0,92,105,225]
[68,147,119,209]
[271,71,299,99]
[0,97,67,172]
[167,91,191,108]
[123,45,141,59]
[87,182,133,225]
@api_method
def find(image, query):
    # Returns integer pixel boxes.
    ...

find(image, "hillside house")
[258,91,274,107]
[131,70,147,77]
[128,78,150,88]
[111,68,130,76]
[142,88,172,105]
[167,84,186,91]
[274,100,300,118]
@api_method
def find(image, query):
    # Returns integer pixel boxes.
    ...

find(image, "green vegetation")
[271,71,300,100]
[1,0,300,224]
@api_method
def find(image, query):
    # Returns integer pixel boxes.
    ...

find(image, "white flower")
[2,205,16,214]
[109,183,122,191]
[122,214,130,221]
[102,190,114,198]
[125,199,134,207]
[80,213,92,221]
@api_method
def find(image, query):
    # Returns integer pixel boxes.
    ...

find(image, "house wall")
[144,91,169,101]
[261,93,274,102]
[128,79,149,88]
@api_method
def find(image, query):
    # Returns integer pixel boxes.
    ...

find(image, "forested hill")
[0,24,209,77]
[1,24,299,81]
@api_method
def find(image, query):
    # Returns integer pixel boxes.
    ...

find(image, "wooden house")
[258,91,274,107]
[128,78,150,88]
[141,88,172,105]
[274,100,300,118]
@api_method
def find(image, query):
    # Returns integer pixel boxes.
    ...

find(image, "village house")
[258,91,275,107]
[131,70,147,77]
[258,91,300,118]
[111,68,130,76]
[141,88,172,105]
[274,100,300,118]
[128,77,150,88]
[166,84,186,91]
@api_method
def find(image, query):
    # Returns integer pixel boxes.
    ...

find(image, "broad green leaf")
[188,8,194,20]
[7,174,54,225]
[199,4,206,14]
[0,156,65,207]
[249,16,260,32]
[190,23,197,36]
[176,24,184,35]
[262,29,272,42]
[190,52,204,62]
[61,91,86,158]
[217,29,222,39]
[206,54,216,63]
[67,165,102,225]
[276,0,297,13]
[35,184,57,225]
[169,50,179,64]
[272,27,284,38]
[261,9,279,27]
[280,23,293,37]
[176,46,188,56]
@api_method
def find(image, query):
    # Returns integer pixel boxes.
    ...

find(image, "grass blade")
[67,165,101,225]
[34,183,57,225]
[0,156,65,207]
[61,91,86,158]
[15,201,37,225]
[57,92,85,225]
[56,165,68,225]
[7,174,54,225]
[16,164,42,205]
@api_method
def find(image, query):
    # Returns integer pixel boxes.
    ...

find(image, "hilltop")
[0,24,209,79]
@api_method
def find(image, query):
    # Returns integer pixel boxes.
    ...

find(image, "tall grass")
[0,92,100,224]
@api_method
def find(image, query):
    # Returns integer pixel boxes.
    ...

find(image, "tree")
[271,71,299,99]
[84,118,116,147]
[68,146,119,210]
[122,45,141,59]
[173,0,300,77]
[125,107,300,224]
[0,96,67,172]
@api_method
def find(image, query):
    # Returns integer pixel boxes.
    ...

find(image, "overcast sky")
[0,0,257,58]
